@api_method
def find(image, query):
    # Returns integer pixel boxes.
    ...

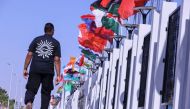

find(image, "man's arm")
[54,56,61,85]
[54,56,61,77]
[24,52,33,70]
[23,52,33,79]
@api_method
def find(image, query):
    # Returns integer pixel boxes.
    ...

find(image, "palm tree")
[0,87,15,108]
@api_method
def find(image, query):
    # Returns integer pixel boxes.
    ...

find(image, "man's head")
[44,23,54,36]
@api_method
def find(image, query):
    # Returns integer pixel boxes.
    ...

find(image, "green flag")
[101,15,119,34]
[81,49,97,61]
[108,3,120,16]
[64,82,73,92]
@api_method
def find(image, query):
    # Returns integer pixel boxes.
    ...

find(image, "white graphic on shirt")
[36,40,54,59]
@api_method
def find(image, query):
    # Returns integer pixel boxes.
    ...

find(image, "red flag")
[81,14,95,20]
[118,0,135,19]
[135,0,148,7]
[94,27,114,43]
[118,0,149,19]
[78,55,85,66]
[100,0,112,8]
[78,23,107,53]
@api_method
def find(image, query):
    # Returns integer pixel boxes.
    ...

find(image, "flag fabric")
[84,61,93,68]
[63,64,72,73]
[90,0,106,11]
[78,23,107,53]
[135,0,149,7]
[63,74,73,81]
[118,0,149,19]
[90,0,106,27]
[72,76,80,82]
[100,0,113,8]
[78,54,85,66]
[91,9,106,27]
[57,86,63,94]
[66,69,80,74]
[68,57,76,65]
[79,68,87,75]
[107,3,120,16]
[81,49,97,61]
[64,82,74,92]
[81,14,96,31]
[63,57,76,73]
[79,69,86,74]
[68,56,76,70]
[94,27,114,43]
[118,0,135,19]
[101,15,120,34]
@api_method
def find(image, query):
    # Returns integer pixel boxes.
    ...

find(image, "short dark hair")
[44,23,54,33]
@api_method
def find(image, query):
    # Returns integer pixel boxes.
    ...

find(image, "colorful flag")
[64,82,73,92]
[94,26,114,43]
[79,68,87,75]
[118,0,135,19]
[135,0,149,7]
[81,49,97,61]
[91,9,106,28]
[100,0,113,8]
[90,0,106,27]
[101,15,120,34]
[78,54,85,66]
[81,14,96,31]
[90,0,106,11]
[78,23,107,53]
[66,69,80,74]
[63,74,73,81]
[57,86,63,94]
[107,3,120,16]
[63,64,72,73]
[118,0,149,19]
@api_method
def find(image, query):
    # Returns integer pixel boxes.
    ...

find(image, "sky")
[0,0,93,108]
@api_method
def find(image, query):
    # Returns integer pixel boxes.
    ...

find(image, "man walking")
[23,23,61,109]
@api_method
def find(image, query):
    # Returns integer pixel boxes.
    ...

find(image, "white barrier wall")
[114,39,132,109]
[151,1,177,109]
[84,73,97,109]
[105,48,120,109]
[183,19,190,109]
[92,67,103,109]
[173,0,190,108]
[144,10,160,109]
[60,1,190,109]
[71,90,79,109]
[104,52,113,109]
[128,24,151,109]
[99,61,109,109]
[127,33,138,109]
[113,40,124,109]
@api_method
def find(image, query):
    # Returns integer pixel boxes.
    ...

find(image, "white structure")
[55,0,190,109]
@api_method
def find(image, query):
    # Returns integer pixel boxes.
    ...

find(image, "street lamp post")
[14,73,19,109]
[7,63,14,109]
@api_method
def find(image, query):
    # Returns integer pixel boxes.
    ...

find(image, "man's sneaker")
[25,102,32,109]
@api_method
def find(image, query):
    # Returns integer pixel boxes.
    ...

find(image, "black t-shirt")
[28,34,61,74]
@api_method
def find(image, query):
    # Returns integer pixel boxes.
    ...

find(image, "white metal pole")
[8,63,13,109]
[14,73,18,109]
[20,79,23,108]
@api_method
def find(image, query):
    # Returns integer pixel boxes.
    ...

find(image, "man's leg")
[41,74,54,109]
[24,73,41,107]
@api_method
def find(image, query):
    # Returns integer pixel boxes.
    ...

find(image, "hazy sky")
[0,0,93,108]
